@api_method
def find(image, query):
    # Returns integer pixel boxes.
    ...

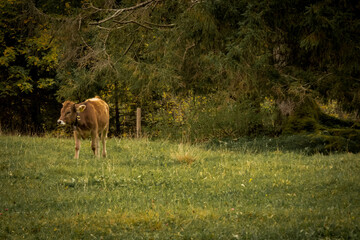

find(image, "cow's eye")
[66,112,71,115]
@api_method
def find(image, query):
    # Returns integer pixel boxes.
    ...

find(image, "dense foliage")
[1,0,359,143]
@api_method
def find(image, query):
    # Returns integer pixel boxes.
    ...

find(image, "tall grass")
[0,135,359,239]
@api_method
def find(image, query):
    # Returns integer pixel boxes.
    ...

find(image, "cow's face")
[58,101,87,125]
[57,101,77,125]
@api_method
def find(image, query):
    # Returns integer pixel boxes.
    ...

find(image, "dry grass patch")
[170,143,203,165]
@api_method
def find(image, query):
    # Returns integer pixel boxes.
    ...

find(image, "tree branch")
[123,39,135,56]
[144,21,176,28]
[113,20,154,30]
[89,0,161,25]
[89,9,124,25]
[182,42,196,63]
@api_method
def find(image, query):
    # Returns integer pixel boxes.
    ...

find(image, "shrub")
[143,92,276,142]
[279,96,360,153]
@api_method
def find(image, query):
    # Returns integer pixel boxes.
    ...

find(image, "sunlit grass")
[0,135,359,239]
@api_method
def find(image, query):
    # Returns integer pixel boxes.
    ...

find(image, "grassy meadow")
[0,135,359,239]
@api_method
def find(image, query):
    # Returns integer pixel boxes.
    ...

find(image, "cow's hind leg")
[101,127,108,158]
[91,131,100,158]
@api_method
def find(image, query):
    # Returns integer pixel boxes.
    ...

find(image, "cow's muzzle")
[57,119,66,125]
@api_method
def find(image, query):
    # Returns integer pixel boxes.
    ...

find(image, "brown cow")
[57,96,109,159]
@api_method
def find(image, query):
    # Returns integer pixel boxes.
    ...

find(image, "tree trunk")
[30,91,43,135]
[114,80,120,136]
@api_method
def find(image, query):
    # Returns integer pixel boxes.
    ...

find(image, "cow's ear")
[77,104,86,112]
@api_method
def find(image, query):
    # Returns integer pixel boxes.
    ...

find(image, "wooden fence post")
[136,108,141,138]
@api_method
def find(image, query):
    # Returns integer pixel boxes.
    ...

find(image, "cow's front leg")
[74,131,81,159]
[91,131,100,157]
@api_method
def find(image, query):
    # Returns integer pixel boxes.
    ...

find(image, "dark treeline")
[1,0,360,144]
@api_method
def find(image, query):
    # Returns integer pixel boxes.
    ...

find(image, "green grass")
[0,135,359,239]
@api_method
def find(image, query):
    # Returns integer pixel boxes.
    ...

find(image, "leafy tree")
[299,0,360,112]
[0,0,60,133]
[55,0,184,135]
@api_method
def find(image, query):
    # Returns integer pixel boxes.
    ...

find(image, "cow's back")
[86,97,109,130]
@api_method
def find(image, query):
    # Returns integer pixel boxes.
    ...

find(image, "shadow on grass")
[207,134,360,155]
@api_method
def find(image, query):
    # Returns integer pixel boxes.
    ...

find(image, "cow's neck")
[73,112,81,130]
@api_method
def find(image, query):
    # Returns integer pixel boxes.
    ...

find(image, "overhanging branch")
[88,0,162,26]
[112,20,176,30]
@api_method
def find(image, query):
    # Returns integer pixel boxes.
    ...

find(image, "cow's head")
[57,101,86,125]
